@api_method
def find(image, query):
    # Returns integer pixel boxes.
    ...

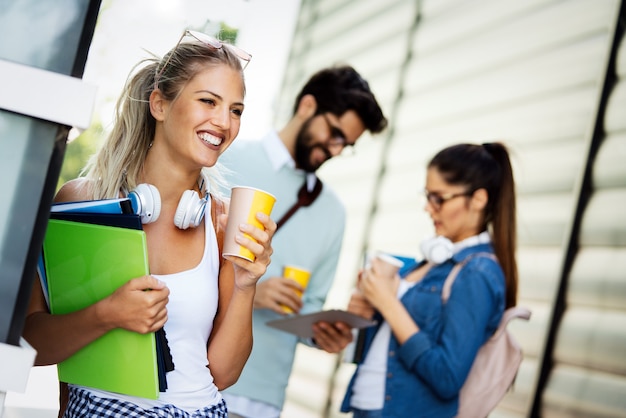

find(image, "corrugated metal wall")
[273,1,626,417]
[535,4,626,416]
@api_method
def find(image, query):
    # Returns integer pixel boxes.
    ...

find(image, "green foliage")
[219,22,238,44]
[56,123,104,191]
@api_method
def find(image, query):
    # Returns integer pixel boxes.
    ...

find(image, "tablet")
[266,309,377,339]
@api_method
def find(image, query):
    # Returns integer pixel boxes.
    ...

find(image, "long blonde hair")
[82,39,245,199]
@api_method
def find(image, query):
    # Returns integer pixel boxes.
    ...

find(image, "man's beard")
[294,118,332,173]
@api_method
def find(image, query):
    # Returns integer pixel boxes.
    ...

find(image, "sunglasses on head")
[154,29,252,90]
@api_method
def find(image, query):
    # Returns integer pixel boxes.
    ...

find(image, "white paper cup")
[223,186,276,262]
[369,252,404,279]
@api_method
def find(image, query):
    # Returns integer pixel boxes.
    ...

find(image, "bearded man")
[220,65,388,418]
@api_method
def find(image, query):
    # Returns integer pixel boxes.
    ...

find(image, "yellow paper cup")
[223,186,276,262]
[281,265,311,313]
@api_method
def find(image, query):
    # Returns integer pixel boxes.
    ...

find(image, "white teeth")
[199,132,222,146]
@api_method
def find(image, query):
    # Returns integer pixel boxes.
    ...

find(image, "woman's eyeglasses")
[424,190,472,210]
[154,29,252,90]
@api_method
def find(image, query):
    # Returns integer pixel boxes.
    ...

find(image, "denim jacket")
[341,243,506,418]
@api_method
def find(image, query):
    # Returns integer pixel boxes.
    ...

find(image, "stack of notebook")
[39,198,173,399]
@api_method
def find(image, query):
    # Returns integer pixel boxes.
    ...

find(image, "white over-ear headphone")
[128,173,210,230]
[420,235,454,264]
[129,183,162,224]
[420,231,492,264]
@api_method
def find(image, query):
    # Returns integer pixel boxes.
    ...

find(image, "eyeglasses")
[154,29,252,90]
[424,190,472,210]
[321,113,354,154]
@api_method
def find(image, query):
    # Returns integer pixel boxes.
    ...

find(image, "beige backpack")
[442,254,531,418]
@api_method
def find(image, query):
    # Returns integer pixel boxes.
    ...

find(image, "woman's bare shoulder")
[54,178,94,203]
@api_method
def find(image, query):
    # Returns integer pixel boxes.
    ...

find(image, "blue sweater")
[341,244,506,418]
[219,133,346,410]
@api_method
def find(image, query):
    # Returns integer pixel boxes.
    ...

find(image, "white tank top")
[82,209,221,412]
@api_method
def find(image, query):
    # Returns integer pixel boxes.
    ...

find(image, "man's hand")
[311,321,353,353]
[253,277,304,314]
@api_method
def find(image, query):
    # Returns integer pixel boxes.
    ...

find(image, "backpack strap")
[442,252,497,303]
[442,252,532,337]
[490,306,532,339]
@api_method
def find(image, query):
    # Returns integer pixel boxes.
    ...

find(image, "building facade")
[275,1,626,417]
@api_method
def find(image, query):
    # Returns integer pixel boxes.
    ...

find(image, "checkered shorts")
[64,387,228,417]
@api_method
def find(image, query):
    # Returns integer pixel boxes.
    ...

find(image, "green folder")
[43,219,159,399]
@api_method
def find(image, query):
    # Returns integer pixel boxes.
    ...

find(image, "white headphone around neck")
[420,232,491,264]
[420,235,454,264]
[128,173,210,229]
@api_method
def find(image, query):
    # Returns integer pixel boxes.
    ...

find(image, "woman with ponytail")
[342,142,518,417]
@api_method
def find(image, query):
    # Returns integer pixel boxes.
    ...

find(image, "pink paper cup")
[223,186,276,262]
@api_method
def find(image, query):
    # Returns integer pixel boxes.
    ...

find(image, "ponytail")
[482,143,518,308]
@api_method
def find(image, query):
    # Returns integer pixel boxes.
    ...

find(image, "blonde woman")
[24,30,275,417]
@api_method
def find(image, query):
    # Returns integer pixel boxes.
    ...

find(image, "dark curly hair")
[293,65,387,134]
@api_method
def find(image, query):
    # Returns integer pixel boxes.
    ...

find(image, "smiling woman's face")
[153,63,245,169]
